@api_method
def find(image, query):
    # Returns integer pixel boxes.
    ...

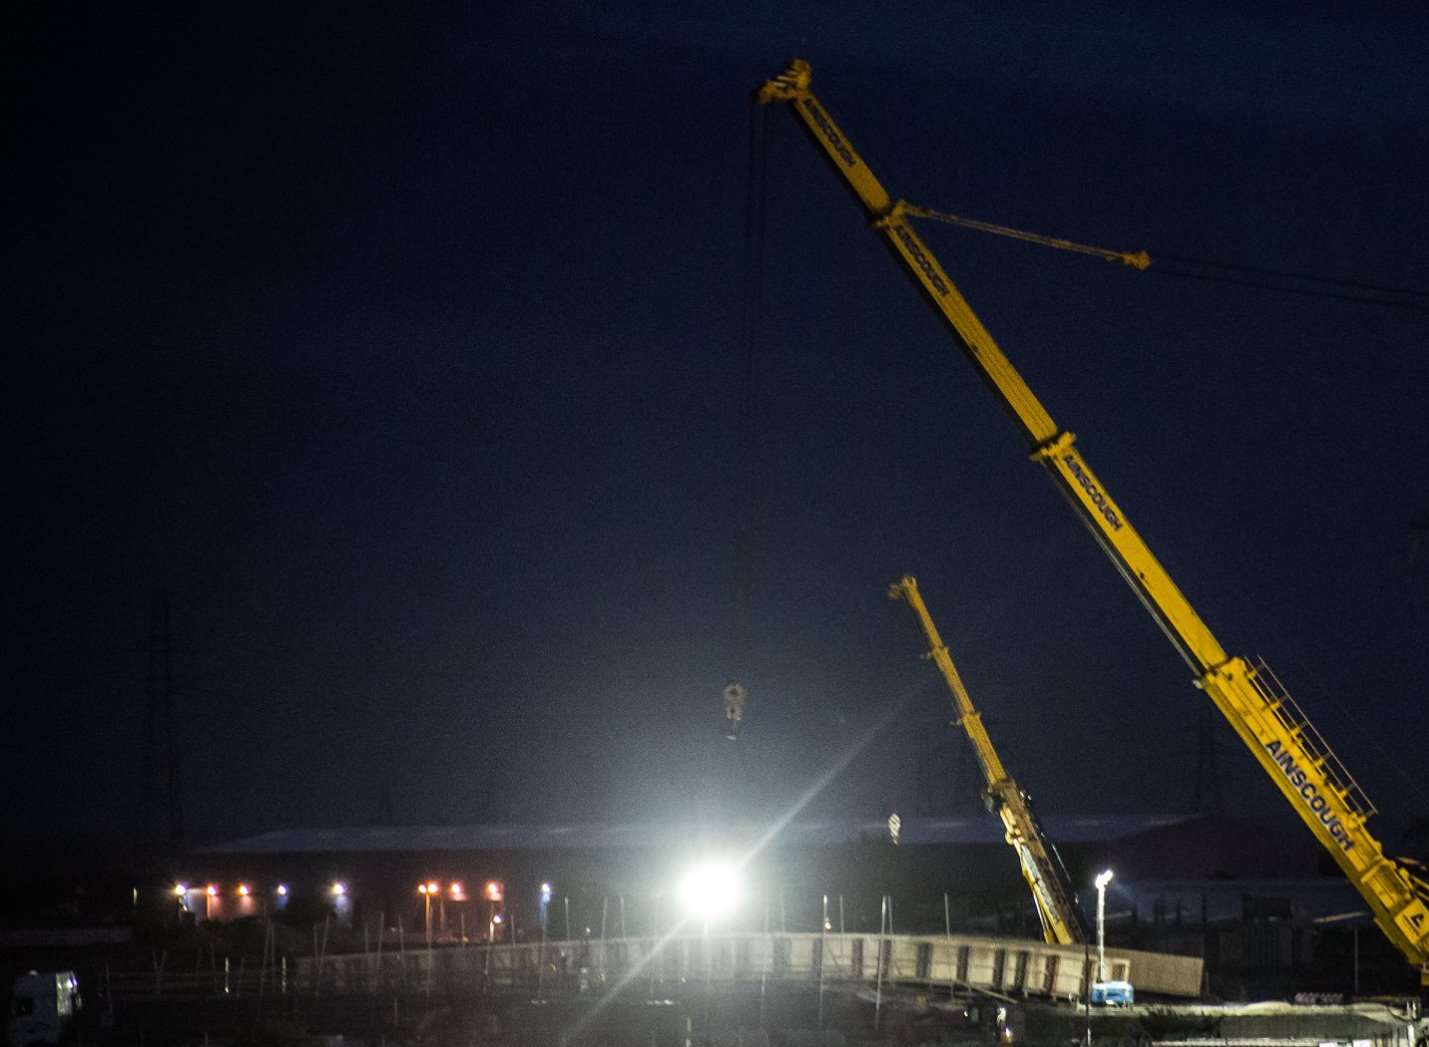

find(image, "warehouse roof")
[199,814,1191,856]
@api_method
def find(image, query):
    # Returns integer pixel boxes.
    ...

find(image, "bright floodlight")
[677,859,741,920]
[331,881,346,897]
[237,884,250,896]
[276,884,288,896]
[1095,869,1114,890]
[173,883,188,897]
[540,882,552,897]
[206,884,219,897]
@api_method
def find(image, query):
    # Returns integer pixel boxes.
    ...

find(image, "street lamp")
[418,883,434,944]
[484,881,504,943]
[1094,869,1114,983]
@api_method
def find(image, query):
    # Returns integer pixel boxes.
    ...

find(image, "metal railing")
[104,932,1202,1003]
[1249,657,1376,818]
[289,930,1199,999]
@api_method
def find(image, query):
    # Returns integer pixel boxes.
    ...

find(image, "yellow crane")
[759,59,1429,986]
[890,574,1085,946]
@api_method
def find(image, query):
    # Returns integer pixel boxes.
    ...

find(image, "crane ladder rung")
[1247,658,1377,819]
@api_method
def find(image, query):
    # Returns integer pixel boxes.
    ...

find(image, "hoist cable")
[723,102,771,756]
[734,102,770,659]
[1148,257,1429,315]
[1157,252,1429,303]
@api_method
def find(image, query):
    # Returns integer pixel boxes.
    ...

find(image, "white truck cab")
[1090,979,1135,1007]
[9,971,80,1047]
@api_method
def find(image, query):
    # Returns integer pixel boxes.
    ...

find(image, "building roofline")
[197,814,1194,856]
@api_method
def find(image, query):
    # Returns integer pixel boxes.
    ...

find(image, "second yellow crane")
[890,575,1085,947]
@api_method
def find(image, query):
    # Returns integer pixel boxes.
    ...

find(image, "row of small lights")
[171,880,555,901]
[416,880,552,902]
[417,880,470,901]
[177,869,692,906]
[174,882,323,898]
[174,865,1102,929]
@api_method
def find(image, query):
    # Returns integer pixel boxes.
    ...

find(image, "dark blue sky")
[7,2,1428,847]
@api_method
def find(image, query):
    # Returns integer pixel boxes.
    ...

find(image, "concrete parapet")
[297,930,1203,999]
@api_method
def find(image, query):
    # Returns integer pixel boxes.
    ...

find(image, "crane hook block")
[722,682,747,740]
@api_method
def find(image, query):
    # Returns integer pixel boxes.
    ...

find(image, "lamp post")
[484,881,504,943]
[1094,869,1114,983]
[1352,924,1359,996]
[448,881,466,942]
[418,883,433,946]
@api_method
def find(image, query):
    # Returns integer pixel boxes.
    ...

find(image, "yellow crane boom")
[890,575,1085,946]
[759,59,1429,985]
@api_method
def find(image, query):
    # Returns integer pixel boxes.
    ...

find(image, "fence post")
[875,894,888,1029]
[374,912,385,993]
[945,893,955,999]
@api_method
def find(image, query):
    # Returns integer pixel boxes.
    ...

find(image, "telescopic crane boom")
[890,575,1085,946]
[759,59,1429,985]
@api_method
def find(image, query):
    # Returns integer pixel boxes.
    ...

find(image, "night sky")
[8,3,1428,849]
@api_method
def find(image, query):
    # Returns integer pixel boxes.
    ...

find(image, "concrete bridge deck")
[296,930,1202,999]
